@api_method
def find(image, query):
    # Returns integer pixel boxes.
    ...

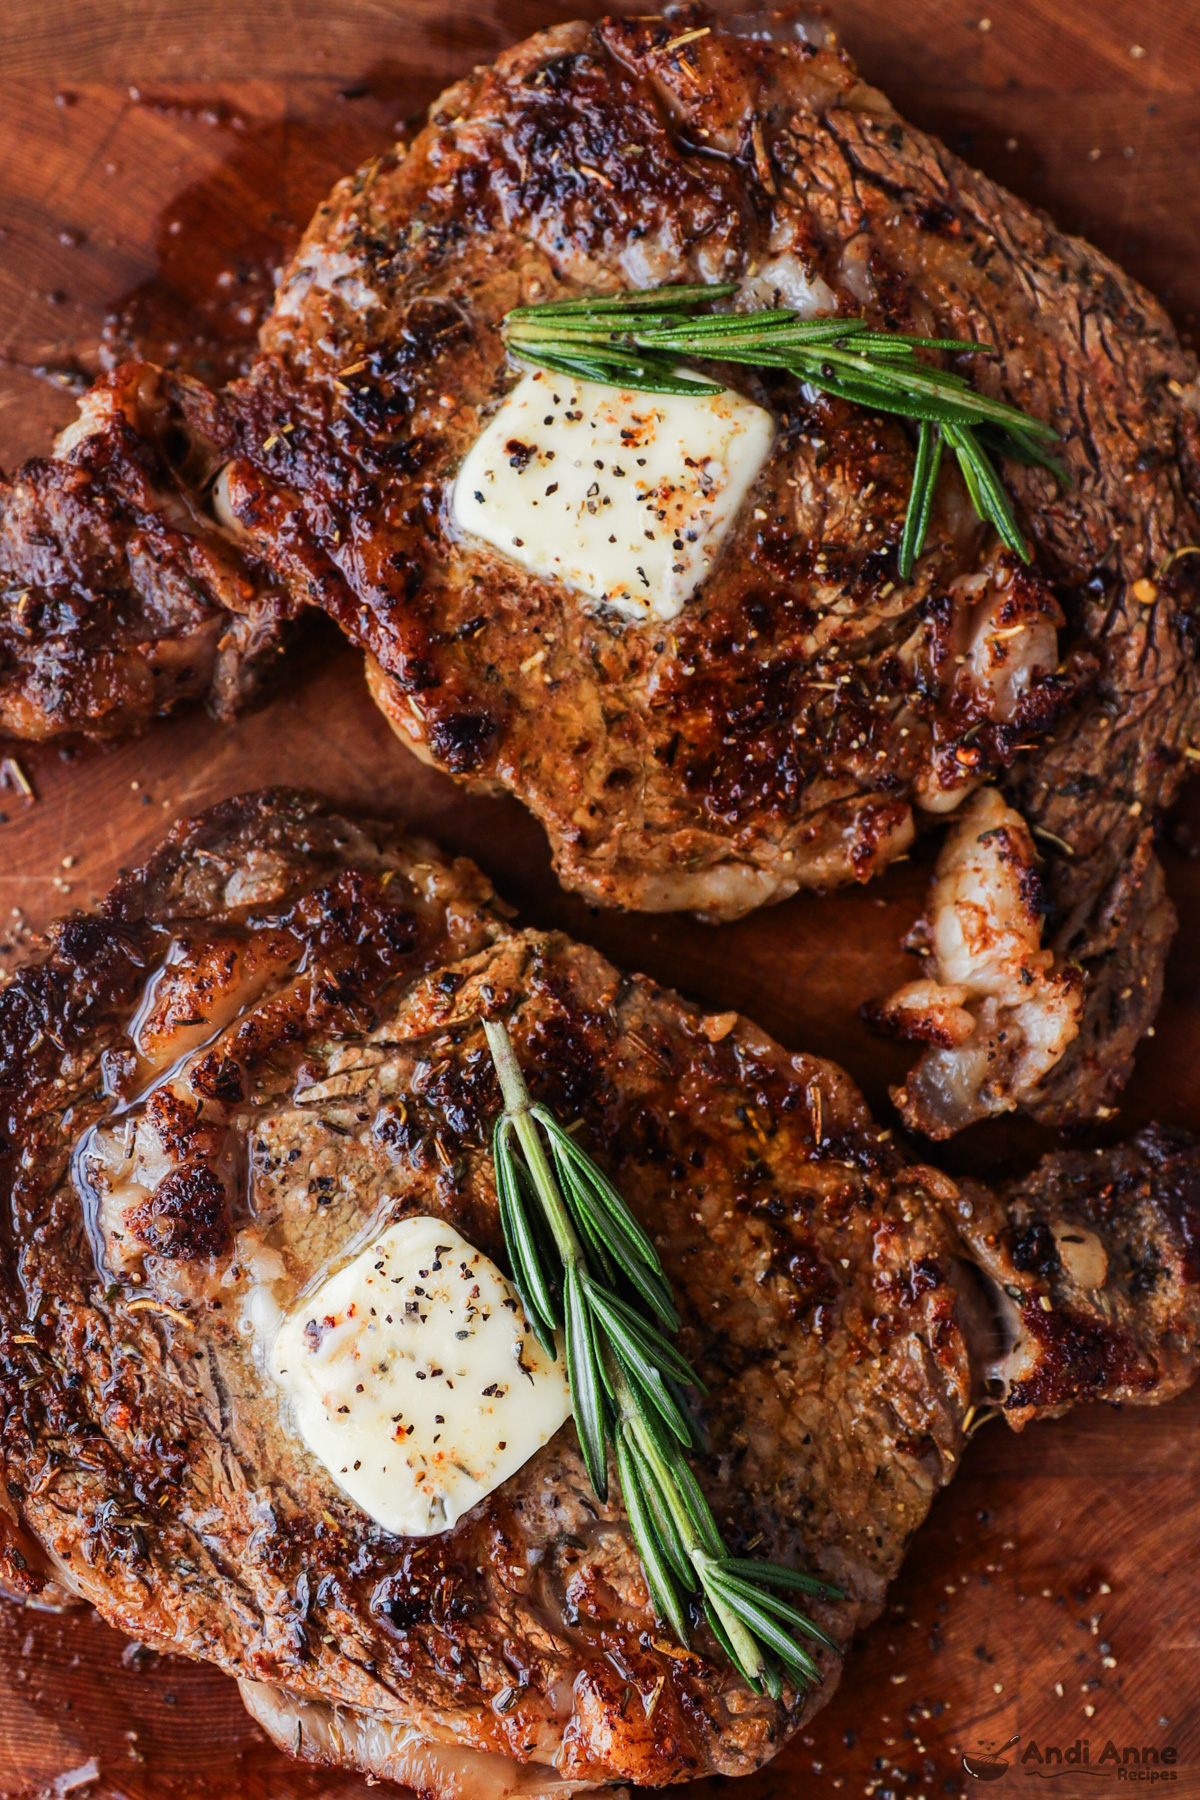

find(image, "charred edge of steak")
[0,365,291,740]
[1026,828,1176,1125]
[954,1126,1200,1425]
[101,786,418,927]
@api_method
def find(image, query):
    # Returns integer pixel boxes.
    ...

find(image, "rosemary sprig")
[502,283,1063,580]
[483,1017,841,1699]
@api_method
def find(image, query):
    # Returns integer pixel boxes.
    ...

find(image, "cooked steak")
[233,7,1093,926]
[0,789,1196,1795]
[1,10,1196,1129]
[0,364,289,739]
[229,2,1200,1129]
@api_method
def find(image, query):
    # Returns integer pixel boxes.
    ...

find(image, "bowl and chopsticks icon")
[962,1735,1020,1780]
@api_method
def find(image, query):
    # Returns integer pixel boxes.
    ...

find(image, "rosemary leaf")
[705,1574,822,1682]
[621,1423,694,1589]
[619,1367,687,1462]
[666,1373,708,1454]
[564,1261,609,1499]
[506,281,738,319]
[560,1176,620,1287]
[536,1110,662,1266]
[710,1569,839,1652]
[975,420,1067,481]
[538,1110,680,1329]
[581,1280,698,1387]
[492,1116,558,1347]
[511,346,718,396]
[616,1428,692,1642]
[717,1557,845,1600]
[668,1449,725,1561]
[485,1017,838,1693]
[898,421,943,580]
[703,1594,749,1679]
[501,282,1061,579]
[945,424,1028,561]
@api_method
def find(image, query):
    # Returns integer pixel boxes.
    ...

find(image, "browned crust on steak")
[2,10,1197,1127]
[1028,827,1177,1124]
[953,1126,1200,1427]
[0,365,290,738]
[0,791,1197,1787]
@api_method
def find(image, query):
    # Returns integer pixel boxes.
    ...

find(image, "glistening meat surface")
[0,790,1196,1794]
[1,11,1197,1133]
[0,366,290,738]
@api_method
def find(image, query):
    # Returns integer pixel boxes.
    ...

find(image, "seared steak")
[0,365,290,739]
[1,12,1197,1130]
[237,0,1200,1139]
[0,789,1196,1795]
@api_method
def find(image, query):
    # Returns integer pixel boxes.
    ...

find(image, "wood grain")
[1,2,1199,1796]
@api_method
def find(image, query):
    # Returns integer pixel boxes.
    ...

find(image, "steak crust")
[246,4,1197,1119]
[3,9,1196,1125]
[0,790,1196,1793]
[0,364,289,738]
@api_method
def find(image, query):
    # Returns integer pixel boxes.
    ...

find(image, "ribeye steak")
[1,9,1197,1133]
[0,789,1196,1795]
[0,366,290,739]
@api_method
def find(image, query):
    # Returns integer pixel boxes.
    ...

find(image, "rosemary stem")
[484,1017,831,1694]
[608,1356,766,1684]
[483,1015,532,1113]
[484,1018,585,1271]
[501,284,1061,578]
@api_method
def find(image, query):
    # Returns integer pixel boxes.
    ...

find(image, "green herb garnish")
[502,282,1062,580]
[483,1017,841,1699]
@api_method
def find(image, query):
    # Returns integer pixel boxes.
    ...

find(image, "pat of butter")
[272,1215,569,1536]
[452,367,773,622]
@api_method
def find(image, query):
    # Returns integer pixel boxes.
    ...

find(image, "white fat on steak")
[451,367,773,622]
[271,1215,570,1535]
[876,787,1082,1137]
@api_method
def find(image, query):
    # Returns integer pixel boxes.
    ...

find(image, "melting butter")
[271,1215,570,1536]
[452,367,773,622]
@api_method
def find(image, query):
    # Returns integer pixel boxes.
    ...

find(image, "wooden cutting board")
[1,2,1199,1795]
